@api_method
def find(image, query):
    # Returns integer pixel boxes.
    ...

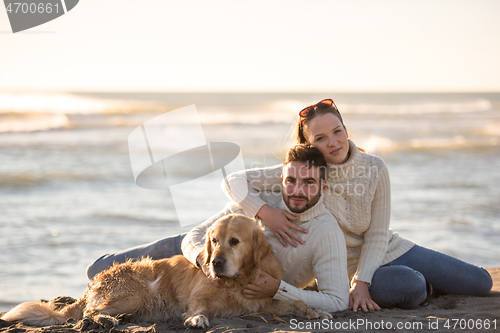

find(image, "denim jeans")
[369,245,493,309]
[86,233,187,280]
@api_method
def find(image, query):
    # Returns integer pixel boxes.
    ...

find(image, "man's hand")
[196,253,224,289]
[242,271,280,299]
[257,205,307,247]
[348,281,380,312]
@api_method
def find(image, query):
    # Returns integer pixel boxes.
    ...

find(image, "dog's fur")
[1,214,330,328]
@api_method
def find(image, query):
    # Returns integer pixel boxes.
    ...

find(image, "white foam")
[0,113,68,133]
[357,136,395,153]
[0,93,162,115]
[482,122,500,137]
[339,99,492,115]
[357,134,500,153]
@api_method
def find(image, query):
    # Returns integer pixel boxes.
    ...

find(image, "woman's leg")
[86,233,187,280]
[390,245,493,296]
[369,265,428,309]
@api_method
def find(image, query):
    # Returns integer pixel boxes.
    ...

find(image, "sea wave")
[0,93,294,132]
[481,122,500,137]
[0,112,154,133]
[0,171,104,187]
[339,99,493,115]
[359,135,500,153]
[0,92,165,115]
[0,92,169,132]
[91,213,175,224]
[0,93,495,116]
[0,93,497,133]
[0,112,68,133]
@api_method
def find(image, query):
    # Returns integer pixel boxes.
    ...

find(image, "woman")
[221,99,492,311]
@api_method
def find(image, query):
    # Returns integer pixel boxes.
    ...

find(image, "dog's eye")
[230,238,239,246]
[212,238,218,244]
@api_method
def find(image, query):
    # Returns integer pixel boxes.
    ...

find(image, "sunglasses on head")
[299,99,338,124]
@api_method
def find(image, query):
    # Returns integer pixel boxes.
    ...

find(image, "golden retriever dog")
[1,214,330,328]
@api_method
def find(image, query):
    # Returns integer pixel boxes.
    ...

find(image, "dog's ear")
[202,229,212,267]
[252,228,271,268]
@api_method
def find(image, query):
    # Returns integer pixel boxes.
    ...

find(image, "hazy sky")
[1,0,499,92]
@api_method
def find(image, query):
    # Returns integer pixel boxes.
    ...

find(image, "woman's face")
[304,113,349,164]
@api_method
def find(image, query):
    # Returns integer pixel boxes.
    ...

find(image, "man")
[87,145,349,312]
[182,144,349,312]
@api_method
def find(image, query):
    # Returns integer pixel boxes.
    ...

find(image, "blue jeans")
[86,233,187,280]
[369,245,493,309]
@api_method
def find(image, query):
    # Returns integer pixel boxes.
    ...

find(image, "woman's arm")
[222,165,283,216]
[348,161,390,312]
[223,165,305,247]
[351,162,391,284]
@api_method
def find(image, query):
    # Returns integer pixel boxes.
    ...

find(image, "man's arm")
[273,225,350,312]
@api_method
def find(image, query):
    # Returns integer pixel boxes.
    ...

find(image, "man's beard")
[284,192,321,214]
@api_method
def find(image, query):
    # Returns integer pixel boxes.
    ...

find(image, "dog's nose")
[212,257,225,269]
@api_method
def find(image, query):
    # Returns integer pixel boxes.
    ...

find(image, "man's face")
[282,161,325,213]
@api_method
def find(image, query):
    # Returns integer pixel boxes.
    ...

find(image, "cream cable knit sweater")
[181,193,349,312]
[222,140,415,284]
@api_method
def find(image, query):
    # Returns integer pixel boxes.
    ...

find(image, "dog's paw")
[184,314,210,328]
[303,308,332,320]
[75,317,94,331]
[96,315,119,329]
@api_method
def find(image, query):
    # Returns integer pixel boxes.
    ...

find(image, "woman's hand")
[257,205,307,247]
[349,281,380,312]
[243,271,280,299]
[196,253,224,289]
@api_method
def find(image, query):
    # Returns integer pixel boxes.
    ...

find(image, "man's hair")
[283,144,327,181]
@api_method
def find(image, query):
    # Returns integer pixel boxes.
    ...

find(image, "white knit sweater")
[181,192,349,312]
[222,140,415,284]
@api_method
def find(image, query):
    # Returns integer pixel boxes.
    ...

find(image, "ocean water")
[1,92,500,311]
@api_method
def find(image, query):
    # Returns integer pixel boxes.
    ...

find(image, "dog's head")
[202,214,272,282]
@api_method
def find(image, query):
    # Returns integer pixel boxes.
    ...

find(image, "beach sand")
[1,267,499,333]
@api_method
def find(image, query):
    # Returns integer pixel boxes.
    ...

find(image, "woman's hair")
[283,144,327,182]
[292,105,346,144]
